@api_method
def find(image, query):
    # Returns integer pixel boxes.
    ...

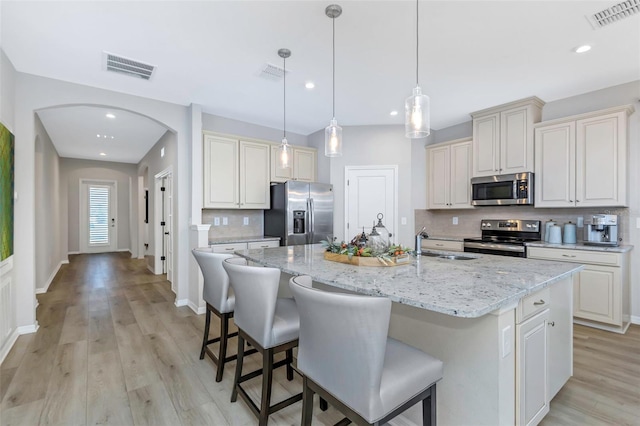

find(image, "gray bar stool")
[289,275,444,426]
[192,249,255,382]
[222,257,303,426]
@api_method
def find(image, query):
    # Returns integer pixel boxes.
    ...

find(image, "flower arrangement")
[321,237,414,265]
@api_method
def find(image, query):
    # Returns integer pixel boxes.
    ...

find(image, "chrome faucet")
[415,226,429,255]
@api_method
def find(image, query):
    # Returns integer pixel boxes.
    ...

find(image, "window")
[89,185,110,245]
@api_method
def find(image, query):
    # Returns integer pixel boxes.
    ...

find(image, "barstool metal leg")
[301,376,314,426]
[259,349,274,426]
[231,334,245,403]
[216,312,230,382]
[319,397,328,411]
[200,307,212,360]
[285,348,294,381]
[422,384,436,426]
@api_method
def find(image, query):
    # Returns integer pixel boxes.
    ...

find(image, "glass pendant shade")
[324,118,342,157]
[279,138,290,169]
[405,86,430,138]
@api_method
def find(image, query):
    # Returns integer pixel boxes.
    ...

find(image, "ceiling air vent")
[103,52,156,80]
[587,0,640,29]
[259,63,289,81]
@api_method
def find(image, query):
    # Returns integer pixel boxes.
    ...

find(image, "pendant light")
[405,0,430,139]
[278,48,292,169]
[325,4,343,157]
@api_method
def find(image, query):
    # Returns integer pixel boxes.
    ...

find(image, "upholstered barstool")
[191,249,243,382]
[289,275,444,426]
[222,257,303,426]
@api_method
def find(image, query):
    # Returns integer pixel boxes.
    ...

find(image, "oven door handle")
[463,242,525,253]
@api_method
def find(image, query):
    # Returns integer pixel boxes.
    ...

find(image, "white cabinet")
[534,105,633,208]
[247,240,279,249]
[471,97,544,177]
[270,145,317,183]
[516,308,550,426]
[426,138,472,209]
[527,246,630,334]
[203,134,270,209]
[211,242,248,253]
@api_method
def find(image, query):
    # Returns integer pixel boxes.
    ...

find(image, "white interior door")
[345,166,397,244]
[80,180,117,253]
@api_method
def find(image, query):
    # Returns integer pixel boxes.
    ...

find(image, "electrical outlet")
[222,217,228,226]
[577,216,584,227]
[214,217,220,226]
[502,325,512,358]
[452,217,459,225]
[401,217,407,225]
[243,217,249,226]
[637,217,640,229]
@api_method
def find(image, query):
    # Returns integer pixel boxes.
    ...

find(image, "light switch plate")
[637,217,640,229]
[222,217,228,226]
[243,217,249,226]
[577,216,584,227]
[502,325,512,358]
[452,217,459,225]
[214,217,220,226]
[401,217,407,225]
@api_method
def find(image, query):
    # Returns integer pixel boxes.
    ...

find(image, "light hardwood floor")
[1,252,638,425]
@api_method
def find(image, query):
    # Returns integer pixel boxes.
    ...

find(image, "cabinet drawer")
[527,247,620,266]
[211,243,248,253]
[518,287,551,323]
[247,240,280,249]
[421,240,463,252]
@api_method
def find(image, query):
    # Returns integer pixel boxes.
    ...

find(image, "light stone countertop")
[234,244,582,319]
[209,236,280,245]
[526,241,633,253]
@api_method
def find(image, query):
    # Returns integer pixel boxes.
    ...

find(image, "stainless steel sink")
[421,252,475,260]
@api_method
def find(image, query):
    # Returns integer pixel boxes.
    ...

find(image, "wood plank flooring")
[1,252,638,425]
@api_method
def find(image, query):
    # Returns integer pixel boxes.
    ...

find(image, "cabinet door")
[449,141,472,208]
[534,122,576,207]
[516,309,550,426]
[576,111,627,207]
[203,135,239,208]
[293,147,317,182]
[426,144,450,209]
[270,145,293,183]
[500,106,533,174]
[548,276,573,400]
[239,141,270,209]
[574,265,621,326]
[472,113,499,177]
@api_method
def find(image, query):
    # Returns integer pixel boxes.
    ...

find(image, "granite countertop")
[234,244,582,319]
[526,241,633,253]
[209,236,280,245]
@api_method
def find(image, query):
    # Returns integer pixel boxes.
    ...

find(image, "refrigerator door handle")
[309,198,315,244]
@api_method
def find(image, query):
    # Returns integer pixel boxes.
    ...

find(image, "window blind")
[89,186,109,245]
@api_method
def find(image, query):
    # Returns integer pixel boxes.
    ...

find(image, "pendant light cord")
[416,0,419,86]
[332,15,336,119]
[283,55,286,139]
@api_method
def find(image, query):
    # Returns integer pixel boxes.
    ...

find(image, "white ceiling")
[2,1,639,163]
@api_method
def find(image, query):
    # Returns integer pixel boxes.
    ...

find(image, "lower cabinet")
[527,246,630,333]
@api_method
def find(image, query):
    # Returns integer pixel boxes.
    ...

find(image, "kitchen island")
[236,244,583,426]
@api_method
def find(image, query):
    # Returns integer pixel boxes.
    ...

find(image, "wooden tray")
[323,252,410,267]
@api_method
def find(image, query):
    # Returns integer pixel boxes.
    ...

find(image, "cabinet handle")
[533,300,546,306]
[435,243,444,247]
[225,248,234,251]
[548,321,555,327]
[568,199,573,203]
[260,245,269,248]
[576,200,580,203]
[561,254,576,258]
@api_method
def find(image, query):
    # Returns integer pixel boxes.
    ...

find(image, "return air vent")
[259,63,289,81]
[103,52,156,80]
[587,0,640,29]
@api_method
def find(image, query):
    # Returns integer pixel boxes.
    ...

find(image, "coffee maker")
[584,214,619,246]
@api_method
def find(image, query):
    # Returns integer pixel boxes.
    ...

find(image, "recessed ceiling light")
[96,134,100,137]
[305,82,315,89]
[106,113,116,119]
[574,45,591,54]
[111,136,114,139]
[99,152,106,156]
[390,110,398,116]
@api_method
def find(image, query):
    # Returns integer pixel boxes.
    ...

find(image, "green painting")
[0,122,14,261]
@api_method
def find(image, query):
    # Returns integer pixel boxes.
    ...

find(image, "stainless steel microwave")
[471,172,534,206]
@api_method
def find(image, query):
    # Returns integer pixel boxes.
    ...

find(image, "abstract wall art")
[0,122,14,261]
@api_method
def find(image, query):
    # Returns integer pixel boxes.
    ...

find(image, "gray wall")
[0,50,14,130]
[61,158,137,253]
[138,130,176,270]
[202,113,308,146]
[34,114,64,291]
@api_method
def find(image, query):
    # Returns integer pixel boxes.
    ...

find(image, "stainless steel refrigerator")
[264,181,333,246]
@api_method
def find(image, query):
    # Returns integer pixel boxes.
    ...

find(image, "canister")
[563,222,577,244]
[548,225,562,244]
[544,219,556,242]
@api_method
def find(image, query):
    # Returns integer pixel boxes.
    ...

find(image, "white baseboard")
[631,315,640,325]
[17,322,39,335]
[68,251,80,255]
[137,256,144,260]
[146,264,155,274]
[0,328,20,364]
[117,248,131,253]
[36,259,68,294]
[187,300,206,315]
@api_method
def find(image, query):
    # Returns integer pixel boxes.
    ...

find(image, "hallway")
[0,252,341,425]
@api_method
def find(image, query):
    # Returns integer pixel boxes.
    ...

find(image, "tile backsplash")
[415,206,630,243]
[202,209,264,240]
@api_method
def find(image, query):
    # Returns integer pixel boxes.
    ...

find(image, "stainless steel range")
[463,219,541,258]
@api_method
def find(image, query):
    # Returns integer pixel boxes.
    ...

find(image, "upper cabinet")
[534,105,633,208]
[203,134,270,209]
[471,97,544,177]
[270,145,317,183]
[426,138,473,209]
